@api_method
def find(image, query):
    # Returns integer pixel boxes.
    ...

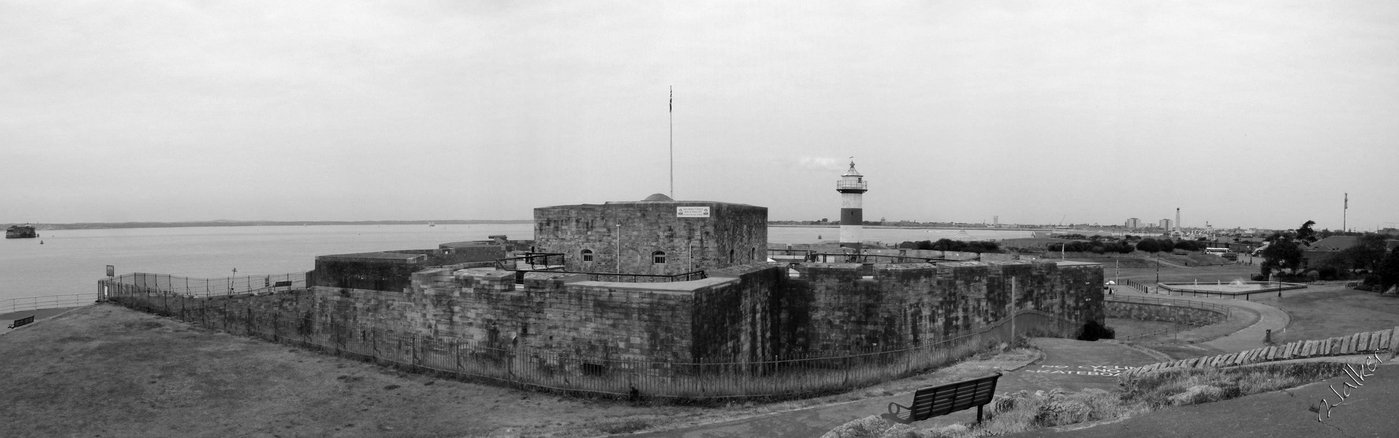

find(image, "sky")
[2,1,1396,231]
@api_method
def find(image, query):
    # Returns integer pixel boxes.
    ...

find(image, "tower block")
[836,161,868,248]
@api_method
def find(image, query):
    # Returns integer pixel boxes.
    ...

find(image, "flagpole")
[1343,193,1348,232]
[669,86,674,199]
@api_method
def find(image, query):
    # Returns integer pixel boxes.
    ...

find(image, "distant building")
[1159,219,1172,231]
[1125,218,1141,229]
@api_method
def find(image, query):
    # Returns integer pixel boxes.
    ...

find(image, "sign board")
[106,265,114,277]
[676,206,710,218]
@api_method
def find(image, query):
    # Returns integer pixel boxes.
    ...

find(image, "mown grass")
[820,361,1349,438]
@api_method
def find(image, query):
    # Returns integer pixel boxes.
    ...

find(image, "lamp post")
[1155,253,1160,294]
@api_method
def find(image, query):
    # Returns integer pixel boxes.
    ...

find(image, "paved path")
[1110,285,1290,353]
[630,338,1162,438]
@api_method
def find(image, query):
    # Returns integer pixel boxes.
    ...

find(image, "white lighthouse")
[836,160,868,248]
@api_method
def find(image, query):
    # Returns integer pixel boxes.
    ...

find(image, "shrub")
[1075,320,1115,341]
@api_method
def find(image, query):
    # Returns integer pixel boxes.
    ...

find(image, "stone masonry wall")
[310,268,707,363]
[1105,301,1226,326]
[776,260,1104,356]
[534,201,767,276]
[296,260,1101,366]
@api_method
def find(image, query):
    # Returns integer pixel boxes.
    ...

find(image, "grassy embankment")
[823,362,1348,438]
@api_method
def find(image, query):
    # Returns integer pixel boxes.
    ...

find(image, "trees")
[1377,247,1399,293]
[897,239,1002,253]
[1260,238,1303,277]
[1173,240,1203,251]
[1296,220,1318,246]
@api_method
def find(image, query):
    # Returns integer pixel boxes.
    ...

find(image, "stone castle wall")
[778,261,1104,355]
[1105,300,1226,326]
[300,260,1100,365]
[534,201,767,276]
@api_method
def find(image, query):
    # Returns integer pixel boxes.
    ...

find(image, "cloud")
[798,156,849,172]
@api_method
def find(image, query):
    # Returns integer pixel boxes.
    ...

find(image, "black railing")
[584,270,707,283]
[805,253,949,264]
[494,253,566,271]
[493,254,706,283]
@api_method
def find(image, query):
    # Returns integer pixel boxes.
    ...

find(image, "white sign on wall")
[676,206,711,218]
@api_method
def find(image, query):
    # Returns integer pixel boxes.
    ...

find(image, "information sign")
[676,207,710,218]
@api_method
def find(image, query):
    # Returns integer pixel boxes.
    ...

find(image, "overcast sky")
[3,1,1395,230]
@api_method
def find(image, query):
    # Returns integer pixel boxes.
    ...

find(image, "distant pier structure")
[836,160,868,248]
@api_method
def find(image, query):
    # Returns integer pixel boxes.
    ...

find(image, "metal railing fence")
[102,272,306,298]
[0,293,92,316]
[101,281,1079,401]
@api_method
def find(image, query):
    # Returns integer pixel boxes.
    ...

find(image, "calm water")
[0,224,1031,303]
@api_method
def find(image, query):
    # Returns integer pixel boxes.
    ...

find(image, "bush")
[1076,320,1115,341]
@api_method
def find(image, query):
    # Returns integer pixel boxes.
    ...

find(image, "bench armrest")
[888,401,910,416]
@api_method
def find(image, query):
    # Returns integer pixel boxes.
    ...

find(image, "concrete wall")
[534,201,767,276]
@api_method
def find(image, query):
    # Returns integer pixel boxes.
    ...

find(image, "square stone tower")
[534,194,767,275]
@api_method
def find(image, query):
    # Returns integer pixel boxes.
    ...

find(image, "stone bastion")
[308,259,1105,366]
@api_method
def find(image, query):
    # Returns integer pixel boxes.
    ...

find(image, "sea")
[0,224,1033,303]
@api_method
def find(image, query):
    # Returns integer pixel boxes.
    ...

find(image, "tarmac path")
[629,338,1162,438]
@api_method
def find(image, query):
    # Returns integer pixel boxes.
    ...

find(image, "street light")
[1155,253,1160,294]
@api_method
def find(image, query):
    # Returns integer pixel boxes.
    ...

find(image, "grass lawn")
[1250,286,1399,345]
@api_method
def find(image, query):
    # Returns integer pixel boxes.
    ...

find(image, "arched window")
[750,247,755,260]
[652,251,667,264]
[729,249,735,263]
[581,249,594,262]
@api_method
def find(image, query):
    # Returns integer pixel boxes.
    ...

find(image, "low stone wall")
[1105,300,1227,326]
[1120,327,1399,380]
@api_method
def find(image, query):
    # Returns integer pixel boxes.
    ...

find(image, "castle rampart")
[300,259,1101,366]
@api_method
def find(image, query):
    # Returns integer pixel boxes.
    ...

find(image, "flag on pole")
[1344,193,1348,209]
[669,86,672,113]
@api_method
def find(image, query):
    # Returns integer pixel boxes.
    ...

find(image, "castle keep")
[533,194,767,275]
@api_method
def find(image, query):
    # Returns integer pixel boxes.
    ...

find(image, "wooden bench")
[7,315,35,329]
[884,371,1002,424]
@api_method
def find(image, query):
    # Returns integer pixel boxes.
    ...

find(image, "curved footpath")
[1109,285,1290,353]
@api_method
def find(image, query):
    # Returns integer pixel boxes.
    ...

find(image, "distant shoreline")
[770,223,1053,232]
[17,220,533,231]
